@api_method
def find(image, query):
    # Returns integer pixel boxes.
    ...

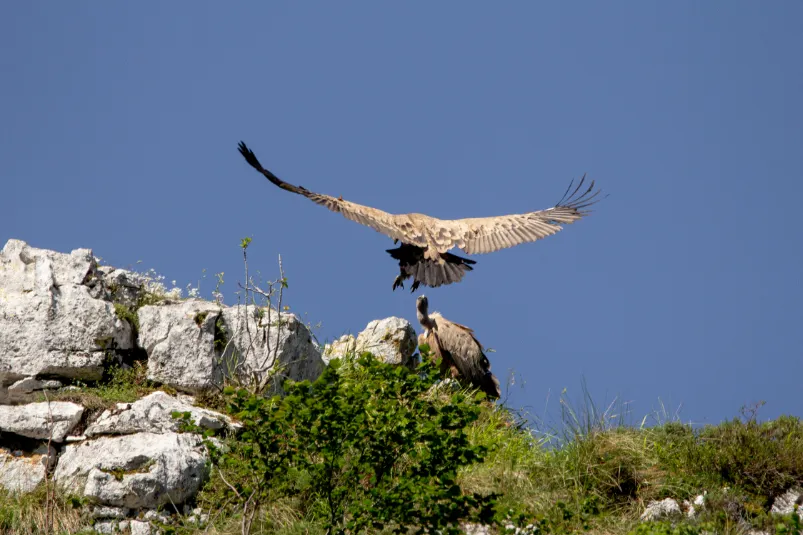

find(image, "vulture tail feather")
[387,244,476,290]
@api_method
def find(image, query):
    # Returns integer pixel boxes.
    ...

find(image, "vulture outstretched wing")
[239,141,602,256]
[238,142,425,247]
[433,176,602,254]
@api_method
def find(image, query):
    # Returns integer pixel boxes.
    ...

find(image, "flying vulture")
[238,141,602,291]
[416,295,501,400]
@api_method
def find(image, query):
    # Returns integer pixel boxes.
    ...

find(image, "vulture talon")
[392,275,404,291]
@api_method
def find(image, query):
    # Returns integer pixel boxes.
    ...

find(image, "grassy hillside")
[2,352,802,535]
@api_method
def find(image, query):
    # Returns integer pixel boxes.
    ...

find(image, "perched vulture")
[238,141,602,291]
[415,295,501,400]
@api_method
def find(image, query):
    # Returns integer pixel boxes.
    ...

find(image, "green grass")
[18,357,803,535]
[180,384,803,535]
[41,360,158,411]
[0,484,86,535]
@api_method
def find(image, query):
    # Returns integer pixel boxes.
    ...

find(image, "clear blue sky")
[3,2,802,428]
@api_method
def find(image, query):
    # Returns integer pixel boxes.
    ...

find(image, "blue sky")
[3,2,802,428]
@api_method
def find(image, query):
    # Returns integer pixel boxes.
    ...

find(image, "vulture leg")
[392,267,410,291]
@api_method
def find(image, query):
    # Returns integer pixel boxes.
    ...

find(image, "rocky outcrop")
[85,391,235,437]
[140,300,325,394]
[54,432,208,509]
[640,498,682,521]
[323,334,357,364]
[0,240,134,401]
[139,300,226,392]
[641,491,801,526]
[324,316,417,367]
[0,401,83,441]
[770,487,803,515]
[7,377,63,396]
[0,445,55,493]
[220,305,324,394]
[0,239,421,532]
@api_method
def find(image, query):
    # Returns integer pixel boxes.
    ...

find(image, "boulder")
[683,493,706,518]
[354,317,417,366]
[0,239,133,392]
[140,300,224,392]
[323,317,417,367]
[0,445,54,493]
[128,520,153,535]
[54,432,208,509]
[220,305,324,393]
[93,520,127,534]
[0,401,83,442]
[640,498,681,521]
[92,266,149,307]
[322,334,357,365]
[8,377,63,394]
[90,506,130,519]
[463,523,492,535]
[86,391,234,437]
[770,487,803,515]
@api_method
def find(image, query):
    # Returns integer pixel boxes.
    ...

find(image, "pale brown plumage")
[238,141,603,291]
[416,295,501,400]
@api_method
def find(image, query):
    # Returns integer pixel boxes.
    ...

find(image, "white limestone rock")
[8,377,63,394]
[92,520,122,534]
[322,318,417,367]
[683,493,706,518]
[462,523,492,535]
[85,391,234,437]
[640,498,682,521]
[54,432,208,509]
[90,506,130,519]
[0,445,54,493]
[322,334,357,365]
[142,509,172,524]
[770,487,803,515]
[93,265,149,307]
[0,401,83,442]
[140,300,224,392]
[219,305,324,394]
[183,506,209,525]
[0,239,133,390]
[354,317,417,366]
[129,520,152,535]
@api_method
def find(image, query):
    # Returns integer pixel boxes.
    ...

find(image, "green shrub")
[694,415,803,502]
[202,352,497,534]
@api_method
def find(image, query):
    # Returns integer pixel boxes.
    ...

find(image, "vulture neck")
[417,308,438,335]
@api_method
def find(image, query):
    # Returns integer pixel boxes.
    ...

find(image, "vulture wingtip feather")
[558,176,607,212]
[237,141,264,172]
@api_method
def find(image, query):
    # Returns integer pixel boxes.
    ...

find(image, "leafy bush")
[202,352,497,534]
[694,415,803,502]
